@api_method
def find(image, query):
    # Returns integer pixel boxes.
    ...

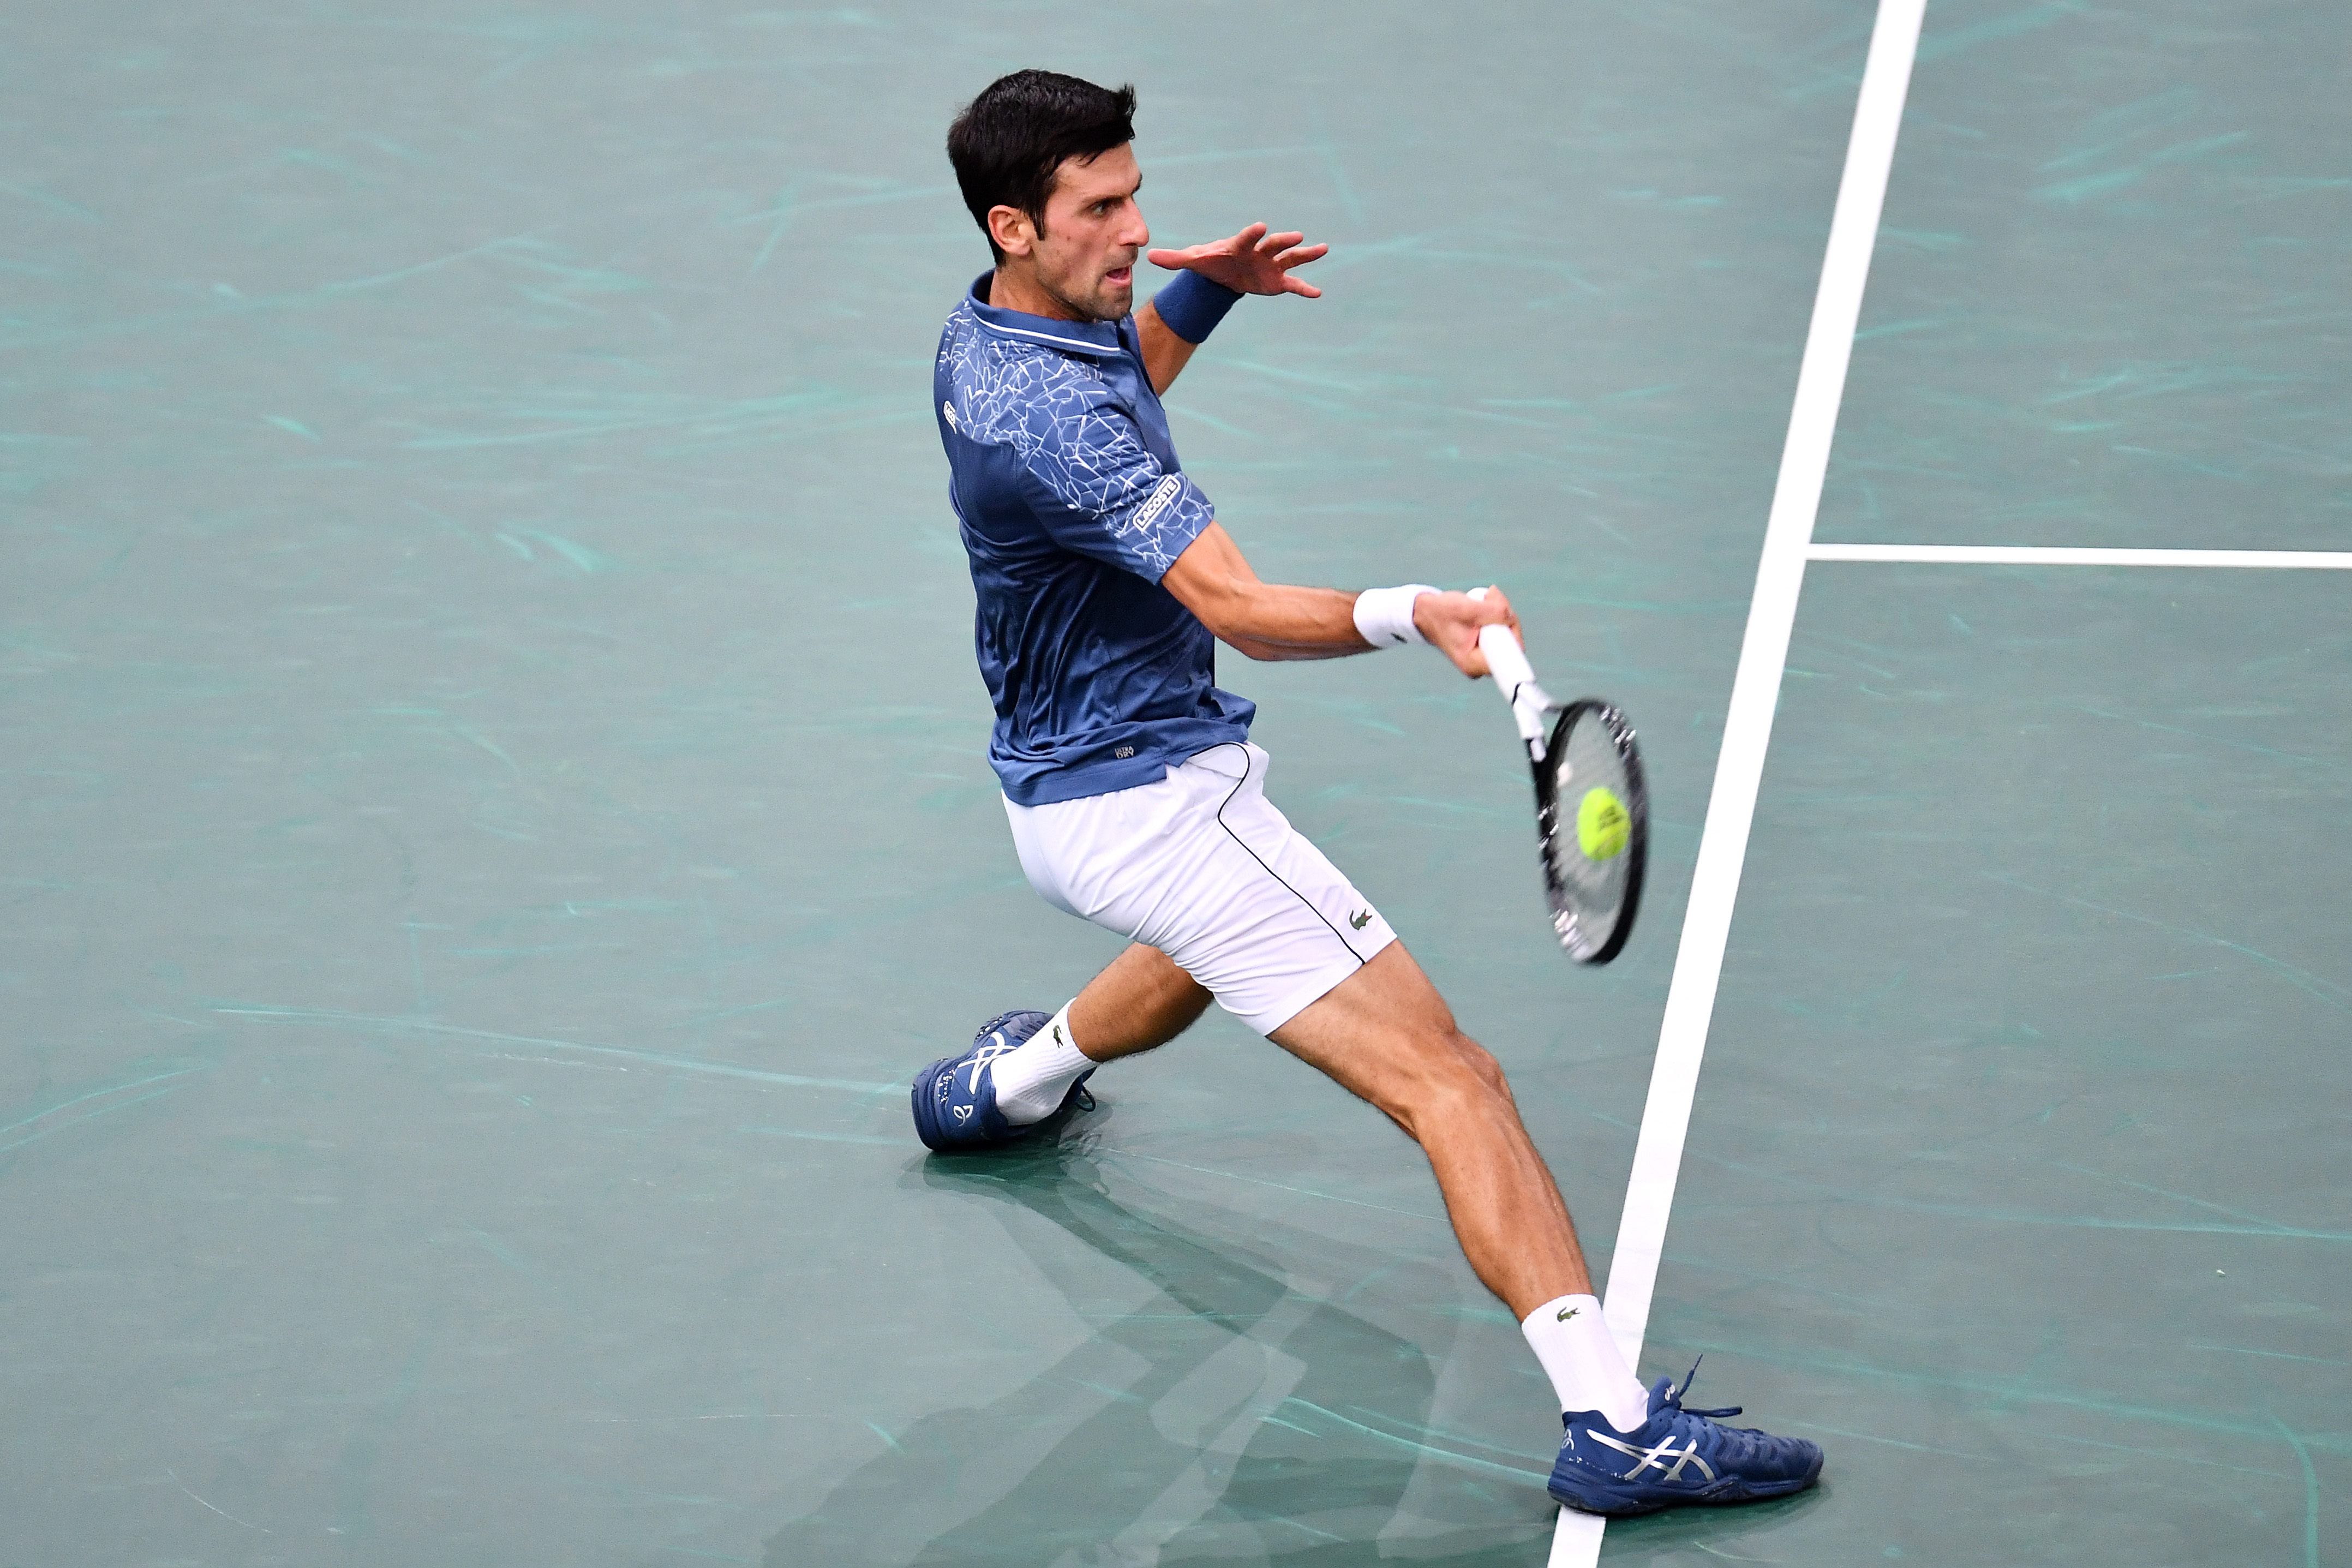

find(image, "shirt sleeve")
[1013,378,1214,582]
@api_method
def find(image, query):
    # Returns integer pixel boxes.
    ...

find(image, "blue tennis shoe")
[1549,1359,1822,1517]
[911,1010,1094,1152]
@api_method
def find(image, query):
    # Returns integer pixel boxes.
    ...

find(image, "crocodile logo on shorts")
[1349,909,1372,930]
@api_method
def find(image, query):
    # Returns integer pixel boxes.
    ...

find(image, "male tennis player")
[913,70,1822,1519]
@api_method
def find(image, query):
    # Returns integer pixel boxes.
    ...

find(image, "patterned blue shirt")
[935,274,1254,805]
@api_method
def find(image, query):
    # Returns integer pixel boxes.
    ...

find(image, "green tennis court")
[3,2,2342,1563]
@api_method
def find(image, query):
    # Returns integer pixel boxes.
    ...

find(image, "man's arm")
[1136,223,1328,395]
[1135,301,1203,397]
[1160,522,1519,677]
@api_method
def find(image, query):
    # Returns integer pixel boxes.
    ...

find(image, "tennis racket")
[1469,591,1647,964]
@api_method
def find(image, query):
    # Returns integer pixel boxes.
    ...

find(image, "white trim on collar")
[963,276,1121,358]
[971,315,1117,357]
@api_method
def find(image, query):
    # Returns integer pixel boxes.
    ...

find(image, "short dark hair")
[947,70,1138,264]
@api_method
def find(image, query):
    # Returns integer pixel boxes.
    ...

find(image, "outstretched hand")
[1414,587,1520,679]
[1147,222,1328,298]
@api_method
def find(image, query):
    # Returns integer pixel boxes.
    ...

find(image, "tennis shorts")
[1004,741,1398,1037]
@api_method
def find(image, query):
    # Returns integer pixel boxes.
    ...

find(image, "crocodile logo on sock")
[1052,1024,1064,1045]
[1350,909,1373,930]
[1557,1306,1579,1322]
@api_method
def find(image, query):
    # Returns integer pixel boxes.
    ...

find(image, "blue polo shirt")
[935,273,1255,805]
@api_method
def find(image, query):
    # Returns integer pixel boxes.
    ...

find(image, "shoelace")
[1662,1356,1744,1422]
[1662,1357,1806,1468]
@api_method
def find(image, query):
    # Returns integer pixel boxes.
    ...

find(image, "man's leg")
[1269,940,1652,1434]
[974,944,1211,1125]
[1274,942,1825,1510]
[1070,943,1212,1061]
[1268,942,1586,1314]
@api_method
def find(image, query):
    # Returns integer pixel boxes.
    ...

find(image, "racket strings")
[1538,704,1643,962]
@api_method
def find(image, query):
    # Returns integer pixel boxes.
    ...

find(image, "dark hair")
[948,70,1137,264]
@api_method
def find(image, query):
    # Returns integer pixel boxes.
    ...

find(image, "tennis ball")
[1577,787,1630,861]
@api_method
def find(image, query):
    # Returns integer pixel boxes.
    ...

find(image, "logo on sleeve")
[1132,474,1183,532]
[942,400,960,433]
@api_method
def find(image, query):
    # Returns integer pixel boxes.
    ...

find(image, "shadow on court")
[762,1124,1561,1565]
[1591,1485,1829,1564]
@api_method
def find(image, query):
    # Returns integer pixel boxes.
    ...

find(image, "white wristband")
[1352,584,1438,648]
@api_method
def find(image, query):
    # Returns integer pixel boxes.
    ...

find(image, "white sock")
[1522,1294,1653,1433]
[989,1002,1096,1124]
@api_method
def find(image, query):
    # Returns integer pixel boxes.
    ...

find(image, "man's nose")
[1122,202,1150,250]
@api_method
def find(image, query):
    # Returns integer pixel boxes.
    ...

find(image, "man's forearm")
[1138,273,1243,394]
[1216,582,1370,662]
[1162,523,1369,661]
[1136,302,1200,396]
[1163,525,1516,679]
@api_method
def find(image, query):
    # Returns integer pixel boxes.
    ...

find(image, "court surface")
[3,3,2343,1564]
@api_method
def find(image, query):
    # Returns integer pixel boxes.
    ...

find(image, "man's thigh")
[1267,941,1470,1111]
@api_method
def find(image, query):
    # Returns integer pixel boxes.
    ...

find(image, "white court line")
[1810,543,2352,568]
[1551,1,1925,1562]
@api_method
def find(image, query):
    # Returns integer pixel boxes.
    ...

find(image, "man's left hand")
[1147,223,1328,298]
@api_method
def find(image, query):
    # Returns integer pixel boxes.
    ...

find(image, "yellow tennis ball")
[1577,787,1630,861]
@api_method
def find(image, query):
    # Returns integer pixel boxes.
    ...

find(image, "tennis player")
[913,69,1822,1519]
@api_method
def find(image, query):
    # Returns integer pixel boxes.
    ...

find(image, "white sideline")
[1551,1,1925,1561]
[1810,543,2352,568]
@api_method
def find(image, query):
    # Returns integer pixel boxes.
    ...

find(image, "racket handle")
[1469,589,1553,744]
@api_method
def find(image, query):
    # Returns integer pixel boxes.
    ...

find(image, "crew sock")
[989,1002,1095,1124]
[1522,1294,1653,1434]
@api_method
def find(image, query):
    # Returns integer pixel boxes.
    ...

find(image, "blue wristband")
[1151,270,1243,344]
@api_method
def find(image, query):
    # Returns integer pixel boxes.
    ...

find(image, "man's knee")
[1387,1029,1515,1130]
[1443,1032,1518,1109]
[1455,1033,1515,1100]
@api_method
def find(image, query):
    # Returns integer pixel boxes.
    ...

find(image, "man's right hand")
[1414,588,1521,679]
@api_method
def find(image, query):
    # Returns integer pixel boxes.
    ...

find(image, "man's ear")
[987,204,1034,259]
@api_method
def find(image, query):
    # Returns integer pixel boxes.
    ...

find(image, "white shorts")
[1004,741,1398,1037]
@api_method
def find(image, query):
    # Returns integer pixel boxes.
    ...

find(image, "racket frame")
[1473,608,1648,965]
[1529,698,1648,965]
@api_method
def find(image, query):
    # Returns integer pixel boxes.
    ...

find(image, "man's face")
[1003,143,1148,322]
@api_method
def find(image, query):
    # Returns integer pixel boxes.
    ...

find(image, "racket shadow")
[762,1126,1556,1565]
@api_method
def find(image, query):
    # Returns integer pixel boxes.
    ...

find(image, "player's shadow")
[762,1127,1558,1566]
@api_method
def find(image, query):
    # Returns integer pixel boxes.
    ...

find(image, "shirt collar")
[966,272,1123,358]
